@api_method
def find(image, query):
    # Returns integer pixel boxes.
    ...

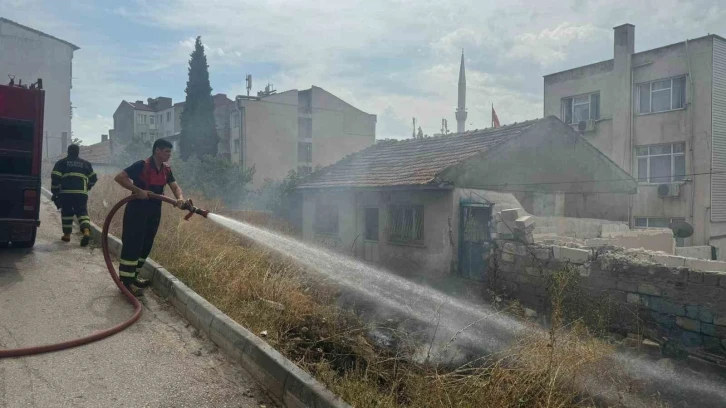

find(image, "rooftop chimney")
[611,24,635,173]
[135,100,144,105]
[101,134,108,142]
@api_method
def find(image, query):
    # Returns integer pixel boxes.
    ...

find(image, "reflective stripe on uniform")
[51,171,62,177]
[51,184,61,189]
[89,172,96,178]
[78,216,90,221]
[59,190,87,195]
[62,172,88,180]
[119,271,136,278]
[119,258,138,266]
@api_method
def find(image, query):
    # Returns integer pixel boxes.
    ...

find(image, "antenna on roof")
[245,74,252,96]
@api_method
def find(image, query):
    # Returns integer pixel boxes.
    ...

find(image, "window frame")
[635,142,686,184]
[637,76,686,115]
[633,216,685,247]
[387,204,425,245]
[561,92,600,125]
[314,203,339,236]
[298,141,313,163]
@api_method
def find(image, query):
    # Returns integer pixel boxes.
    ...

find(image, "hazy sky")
[2,0,726,144]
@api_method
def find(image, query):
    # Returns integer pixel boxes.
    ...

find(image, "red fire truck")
[0,78,44,248]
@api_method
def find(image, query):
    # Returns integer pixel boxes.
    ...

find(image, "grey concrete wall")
[493,240,726,355]
[302,189,455,277]
[0,20,75,159]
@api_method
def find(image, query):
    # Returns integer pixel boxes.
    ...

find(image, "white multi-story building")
[231,86,377,186]
[543,24,726,254]
[0,18,78,159]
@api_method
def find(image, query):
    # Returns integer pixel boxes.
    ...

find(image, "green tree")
[173,155,255,206]
[180,36,217,160]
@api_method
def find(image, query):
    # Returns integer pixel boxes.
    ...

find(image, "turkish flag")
[492,105,501,128]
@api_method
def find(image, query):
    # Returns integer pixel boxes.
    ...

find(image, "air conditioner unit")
[573,119,596,133]
[657,183,680,198]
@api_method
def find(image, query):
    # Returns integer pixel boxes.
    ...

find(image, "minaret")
[455,50,467,133]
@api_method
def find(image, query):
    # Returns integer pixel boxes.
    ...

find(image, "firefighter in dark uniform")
[114,139,185,297]
[50,144,97,246]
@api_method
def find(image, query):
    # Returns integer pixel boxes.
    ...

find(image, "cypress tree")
[180,36,217,160]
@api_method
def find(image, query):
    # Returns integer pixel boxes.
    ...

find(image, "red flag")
[492,105,501,128]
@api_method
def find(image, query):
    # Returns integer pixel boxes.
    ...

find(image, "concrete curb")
[40,188,349,408]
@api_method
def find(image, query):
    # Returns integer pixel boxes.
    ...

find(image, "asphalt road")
[0,195,276,408]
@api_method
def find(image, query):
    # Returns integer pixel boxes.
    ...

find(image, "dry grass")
[87,176,620,408]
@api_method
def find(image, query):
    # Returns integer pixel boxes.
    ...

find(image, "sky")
[2,0,726,144]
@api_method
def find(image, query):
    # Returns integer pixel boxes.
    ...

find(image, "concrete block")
[500,252,515,263]
[626,293,640,304]
[556,246,590,264]
[515,215,536,231]
[637,282,662,296]
[680,331,703,347]
[688,271,704,283]
[685,258,726,273]
[185,292,218,335]
[577,264,590,277]
[719,276,726,288]
[676,316,701,332]
[675,245,713,260]
[617,281,638,292]
[699,308,714,324]
[532,247,551,261]
[524,266,540,276]
[649,297,685,316]
[651,254,686,268]
[701,323,720,337]
[703,273,721,286]
[714,315,726,326]
[685,305,700,320]
[500,208,522,222]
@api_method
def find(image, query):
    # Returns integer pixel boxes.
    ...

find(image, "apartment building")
[231,86,376,186]
[543,24,726,253]
[111,94,233,154]
[0,18,78,159]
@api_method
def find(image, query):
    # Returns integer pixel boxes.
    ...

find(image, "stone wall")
[492,240,726,356]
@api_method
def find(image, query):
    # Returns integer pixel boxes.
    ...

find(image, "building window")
[297,165,312,176]
[298,141,312,163]
[232,112,240,127]
[634,217,685,247]
[636,142,686,183]
[315,204,339,235]
[167,112,172,122]
[233,139,240,153]
[364,208,379,242]
[298,117,312,139]
[638,76,686,114]
[137,114,145,124]
[561,92,599,124]
[150,116,155,125]
[387,205,424,245]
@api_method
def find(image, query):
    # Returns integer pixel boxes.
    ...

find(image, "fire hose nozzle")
[180,199,209,220]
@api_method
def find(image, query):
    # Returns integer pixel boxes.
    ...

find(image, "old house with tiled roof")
[295,116,638,278]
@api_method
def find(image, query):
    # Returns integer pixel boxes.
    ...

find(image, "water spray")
[0,193,210,359]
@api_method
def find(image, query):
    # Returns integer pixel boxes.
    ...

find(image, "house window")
[561,92,599,124]
[233,112,240,127]
[150,116,155,125]
[634,217,685,247]
[636,142,686,183]
[233,139,240,153]
[297,165,312,176]
[364,208,379,241]
[167,112,172,122]
[638,76,686,114]
[315,204,339,235]
[298,141,312,163]
[137,114,145,124]
[387,205,424,244]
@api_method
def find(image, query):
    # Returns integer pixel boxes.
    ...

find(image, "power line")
[466,169,726,189]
